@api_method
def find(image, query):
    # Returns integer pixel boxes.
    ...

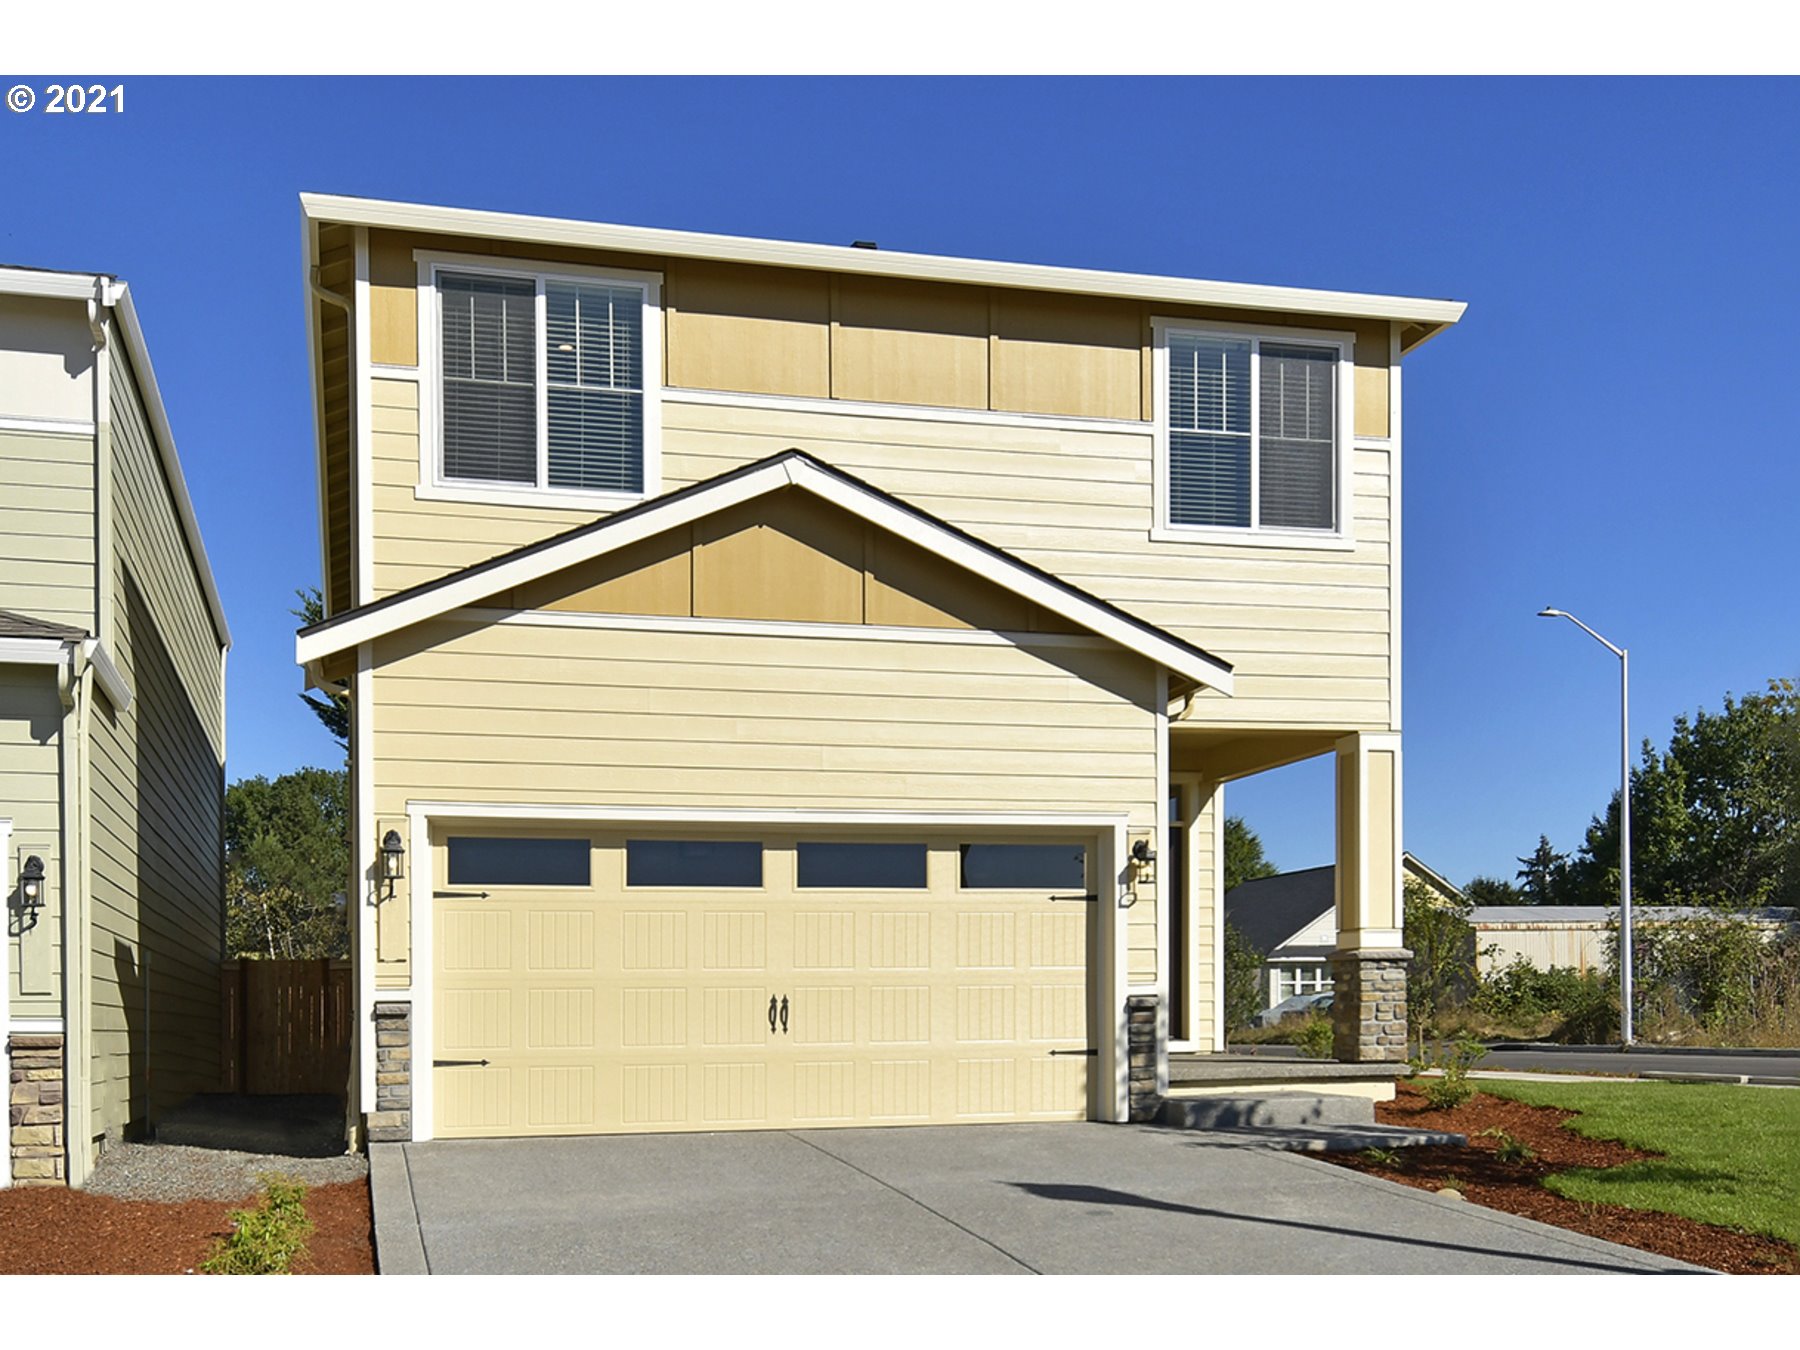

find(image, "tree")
[1222,921,1266,1032]
[1403,875,1477,1051]
[1223,816,1279,892]
[225,767,350,959]
[1463,874,1524,906]
[292,587,349,754]
[1567,680,1799,908]
[1516,835,1571,904]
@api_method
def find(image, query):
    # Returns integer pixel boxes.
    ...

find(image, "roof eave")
[298,193,1467,333]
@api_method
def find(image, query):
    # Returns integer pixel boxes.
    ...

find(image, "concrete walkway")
[370,1123,1708,1275]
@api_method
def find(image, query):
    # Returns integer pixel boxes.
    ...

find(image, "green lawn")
[1481,1079,1800,1246]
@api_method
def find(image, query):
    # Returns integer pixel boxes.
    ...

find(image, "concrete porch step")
[1158,1091,1375,1130]
[1163,1122,1468,1153]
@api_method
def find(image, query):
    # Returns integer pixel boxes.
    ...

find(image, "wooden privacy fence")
[221,959,353,1095]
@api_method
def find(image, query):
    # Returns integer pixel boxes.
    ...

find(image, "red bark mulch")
[1319,1084,1799,1275]
[0,1178,375,1275]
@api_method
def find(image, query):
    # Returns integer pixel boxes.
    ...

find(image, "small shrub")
[1479,1126,1536,1164]
[1361,1146,1400,1167]
[201,1175,313,1275]
[1411,1036,1488,1111]
[1293,1014,1334,1060]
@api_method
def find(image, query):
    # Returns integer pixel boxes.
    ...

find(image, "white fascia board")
[110,287,232,651]
[298,194,1467,334]
[82,638,132,712]
[0,267,112,301]
[0,637,72,666]
[295,454,1233,694]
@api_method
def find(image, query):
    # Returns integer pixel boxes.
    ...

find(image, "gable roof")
[1224,852,1460,954]
[0,609,88,641]
[1224,864,1336,956]
[294,450,1234,692]
[300,195,1467,352]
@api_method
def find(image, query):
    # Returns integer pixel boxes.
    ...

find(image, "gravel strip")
[86,1142,368,1204]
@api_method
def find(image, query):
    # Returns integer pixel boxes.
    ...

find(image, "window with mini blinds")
[1160,326,1346,535]
[435,267,652,496]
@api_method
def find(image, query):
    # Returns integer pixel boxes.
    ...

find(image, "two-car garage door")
[431,829,1097,1138]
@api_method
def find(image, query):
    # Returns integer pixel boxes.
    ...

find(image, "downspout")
[310,266,352,317]
[56,642,94,1186]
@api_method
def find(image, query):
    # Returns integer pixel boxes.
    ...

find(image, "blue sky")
[4,76,1795,887]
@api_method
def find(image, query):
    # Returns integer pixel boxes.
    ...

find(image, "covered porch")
[1166,724,1410,1069]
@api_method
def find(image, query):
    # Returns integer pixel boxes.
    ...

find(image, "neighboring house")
[1470,905,1799,977]
[1,268,231,1187]
[1227,855,1460,1010]
[292,195,1464,1141]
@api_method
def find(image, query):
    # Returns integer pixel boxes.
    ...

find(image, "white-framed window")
[1273,963,1335,1002]
[1152,318,1354,547]
[416,252,662,509]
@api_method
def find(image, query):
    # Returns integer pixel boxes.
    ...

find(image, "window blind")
[1258,343,1336,531]
[440,273,537,485]
[546,282,644,493]
[1168,333,1251,527]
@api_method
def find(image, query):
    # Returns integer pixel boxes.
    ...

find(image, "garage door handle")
[1049,1049,1097,1057]
[768,995,779,1034]
[1050,894,1099,903]
[779,996,789,1035]
[434,1058,491,1067]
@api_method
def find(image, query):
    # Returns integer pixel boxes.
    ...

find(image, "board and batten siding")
[0,429,97,633]
[83,341,225,1142]
[366,617,1163,990]
[2,666,66,1017]
[367,381,1393,733]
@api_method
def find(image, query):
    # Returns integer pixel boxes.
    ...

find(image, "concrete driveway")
[371,1123,1706,1275]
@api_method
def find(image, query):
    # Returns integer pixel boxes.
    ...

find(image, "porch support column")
[1330,732,1410,1062]
[1175,777,1222,1052]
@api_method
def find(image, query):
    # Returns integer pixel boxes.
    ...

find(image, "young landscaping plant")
[201,1175,314,1275]
[1479,1126,1537,1164]
[1411,1036,1488,1110]
[1294,1014,1334,1060]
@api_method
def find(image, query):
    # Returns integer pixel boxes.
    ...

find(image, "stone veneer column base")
[368,1003,413,1143]
[1125,994,1162,1122]
[1328,949,1412,1063]
[9,1033,67,1186]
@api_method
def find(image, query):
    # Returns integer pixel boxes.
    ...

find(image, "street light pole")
[1538,607,1634,1047]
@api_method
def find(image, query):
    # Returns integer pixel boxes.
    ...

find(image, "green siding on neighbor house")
[2,664,65,1019]
[0,428,97,633]
[83,339,225,1141]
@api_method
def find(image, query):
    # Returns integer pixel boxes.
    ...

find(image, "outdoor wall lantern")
[1129,837,1157,884]
[18,855,46,912]
[380,830,405,900]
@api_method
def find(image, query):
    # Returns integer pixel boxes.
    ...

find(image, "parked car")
[1252,992,1334,1028]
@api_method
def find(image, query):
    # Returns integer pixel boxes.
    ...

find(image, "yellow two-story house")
[292,195,1463,1144]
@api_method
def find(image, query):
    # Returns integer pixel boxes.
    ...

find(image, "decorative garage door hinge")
[1049,893,1100,903]
[1048,1049,1098,1057]
[433,1058,492,1067]
[434,890,492,899]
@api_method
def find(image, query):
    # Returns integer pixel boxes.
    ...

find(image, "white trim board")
[297,451,1234,694]
[0,415,96,437]
[299,195,1467,339]
[452,605,1115,652]
[402,802,1133,1140]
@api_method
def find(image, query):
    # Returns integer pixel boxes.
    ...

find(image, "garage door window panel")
[626,839,764,888]
[796,841,929,889]
[958,842,1087,890]
[446,836,591,887]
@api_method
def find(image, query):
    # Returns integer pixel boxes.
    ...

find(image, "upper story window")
[422,254,662,506]
[1153,320,1353,546]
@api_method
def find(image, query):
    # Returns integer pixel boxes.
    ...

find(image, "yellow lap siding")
[368,618,1162,990]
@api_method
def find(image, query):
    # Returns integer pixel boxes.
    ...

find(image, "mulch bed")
[0,1178,375,1275]
[1320,1084,1799,1275]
